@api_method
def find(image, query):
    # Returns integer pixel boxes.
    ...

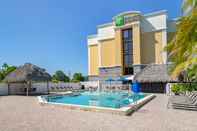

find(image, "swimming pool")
[38,91,155,115]
[44,91,146,108]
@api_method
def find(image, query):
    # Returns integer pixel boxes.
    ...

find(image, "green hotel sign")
[115,16,124,27]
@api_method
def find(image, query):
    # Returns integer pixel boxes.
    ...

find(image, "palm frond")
[182,0,197,12]
[166,9,197,81]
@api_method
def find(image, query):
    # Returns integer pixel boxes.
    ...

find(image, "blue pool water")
[44,91,146,109]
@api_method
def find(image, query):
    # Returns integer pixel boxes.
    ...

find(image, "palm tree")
[166,1,197,81]
[0,63,17,81]
[182,0,197,12]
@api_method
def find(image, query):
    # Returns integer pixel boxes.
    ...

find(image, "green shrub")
[52,70,70,82]
[72,73,85,82]
[172,83,197,94]
[172,84,181,94]
[191,83,197,90]
[52,79,59,83]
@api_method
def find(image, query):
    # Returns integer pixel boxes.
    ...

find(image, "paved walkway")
[0,94,197,131]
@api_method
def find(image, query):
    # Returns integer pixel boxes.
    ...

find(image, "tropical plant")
[0,63,16,81]
[72,73,85,82]
[187,64,197,82]
[0,72,4,81]
[165,8,197,81]
[51,79,59,83]
[52,70,70,82]
[182,0,197,12]
[172,83,197,95]
[171,84,181,95]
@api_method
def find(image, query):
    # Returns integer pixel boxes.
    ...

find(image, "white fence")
[0,81,131,95]
[49,82,82,91]
[80,81,99,89]
[32,83,48,94]
[80,81,129,91]
[101,81,130,91]
[0,83,8,95]
[0,82,83,95]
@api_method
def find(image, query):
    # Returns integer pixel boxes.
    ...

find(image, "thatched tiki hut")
[4,63,51,96]
[134,64,174,93]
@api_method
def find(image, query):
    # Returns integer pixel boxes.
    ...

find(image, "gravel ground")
[0,94,197,131]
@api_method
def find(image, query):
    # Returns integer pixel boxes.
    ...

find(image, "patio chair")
[88,86,91,91]
[66,86,70,91]
[171,99,197,111]
[171,92,195,99]
[170,93,197,104]
[122,85,127,90]
[56,87,60,91]
[168,92,197,111]
[64,86,67,91]
[118,86,122,91]
[105,86,109,90]
[65,86,69,91]
[50,87,55,91]
[63,86,67,91]
[171,94,197,105]
[75,85,80,91]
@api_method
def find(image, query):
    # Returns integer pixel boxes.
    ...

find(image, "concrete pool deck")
[0,94,197,131]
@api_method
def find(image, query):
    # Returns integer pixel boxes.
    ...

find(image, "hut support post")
[47,81,49,95]
[26,81,31,96]
[8,83,10,95]
[26,82,29,96]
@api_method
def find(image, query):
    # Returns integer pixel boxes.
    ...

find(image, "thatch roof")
[4,63,51,83]
[134,64,173,83]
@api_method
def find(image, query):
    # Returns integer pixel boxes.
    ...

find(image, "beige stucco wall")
[141,31,164,64]
[133,23,141,65]
[155,31,163,64]
[88,24,173,77]
[114,29,123,67]
[89,45,99,76]
[100,39,116,67]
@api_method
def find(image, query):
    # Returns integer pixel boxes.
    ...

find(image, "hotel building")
[87,10,176,81]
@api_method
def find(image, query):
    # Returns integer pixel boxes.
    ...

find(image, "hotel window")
[122,28,133,75]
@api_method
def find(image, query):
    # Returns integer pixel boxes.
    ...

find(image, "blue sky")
[0,0,182,75]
